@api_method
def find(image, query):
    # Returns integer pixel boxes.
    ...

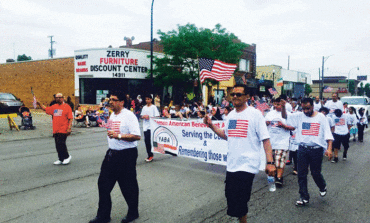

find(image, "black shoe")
[121,214,139,223]
[331,157,338,163]
[275,177,283,187]
[89,217,111,223]
[296,198,309,206]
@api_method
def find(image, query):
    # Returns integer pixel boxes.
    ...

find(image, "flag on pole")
[255,100,270,115]
[199,58,237,83]
[277,77,283,87]
[268,88,278,95]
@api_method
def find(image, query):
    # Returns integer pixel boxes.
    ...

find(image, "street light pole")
[320,55,333,99]
[348,67,359,95]
[150,0,154,94]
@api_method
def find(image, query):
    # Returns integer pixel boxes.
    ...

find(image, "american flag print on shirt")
[111,121,121,134]
[302,122,320,136]
[335,118,345,126]
[228,120,249,138]
[53,109,63,117]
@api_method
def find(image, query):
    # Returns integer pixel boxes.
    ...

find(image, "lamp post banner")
[150,118,266,170]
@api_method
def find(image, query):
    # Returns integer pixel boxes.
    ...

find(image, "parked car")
[0,93,24,114]
[340,96,370,118]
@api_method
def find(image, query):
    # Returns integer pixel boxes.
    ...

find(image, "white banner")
[150,118,266,170]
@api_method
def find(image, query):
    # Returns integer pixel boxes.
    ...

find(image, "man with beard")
[282,98,333,206]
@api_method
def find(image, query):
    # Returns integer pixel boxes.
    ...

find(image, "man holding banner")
[204,84,276,223]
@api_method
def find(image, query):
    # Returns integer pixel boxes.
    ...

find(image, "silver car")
[0,93,24,114]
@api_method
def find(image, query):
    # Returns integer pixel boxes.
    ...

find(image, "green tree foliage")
[151,23,247,103]
[304,84,312,96]
[348,80,356,95]
[365,83,370,98]
[358,82,364,96]
[17,54,32,61]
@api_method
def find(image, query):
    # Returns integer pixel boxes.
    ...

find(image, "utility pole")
[150,0,155,94]
[320,55,333,99]
[287,55,290,70]
[48,36,55,58]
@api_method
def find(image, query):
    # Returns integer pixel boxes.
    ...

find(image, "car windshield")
[341,97,367,105]
[0,93,17,100]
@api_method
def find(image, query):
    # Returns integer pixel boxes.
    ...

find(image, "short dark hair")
[233,84,250,95]
[334,109,343,118]
[272,97,281,103]
[301,97,313,106]
[319,107,329,115]
[144,94,153,100]
[109,90,126,101]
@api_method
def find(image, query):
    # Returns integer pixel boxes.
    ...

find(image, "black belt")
[299,145,322,149]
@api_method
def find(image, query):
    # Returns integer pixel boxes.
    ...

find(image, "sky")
[1,0,369,81]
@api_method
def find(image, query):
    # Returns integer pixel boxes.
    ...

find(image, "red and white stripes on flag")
[199,58,237,83]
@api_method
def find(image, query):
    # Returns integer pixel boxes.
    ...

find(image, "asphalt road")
[1,128,370,223]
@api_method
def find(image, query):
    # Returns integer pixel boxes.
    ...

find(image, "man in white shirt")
[324,93,343,115]
[204,84,276,223]
[313,96,322,111]
[89,91,141,223]
[282,97,333,207]
[141,94,160,162]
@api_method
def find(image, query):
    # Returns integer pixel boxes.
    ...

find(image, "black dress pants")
[144,130,153,157]
[54,133,69,161]
[97,148,139,220]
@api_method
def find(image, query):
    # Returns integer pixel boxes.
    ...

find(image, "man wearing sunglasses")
[89,90,141,223]
[204,84,276,223]
[37,93,73,165]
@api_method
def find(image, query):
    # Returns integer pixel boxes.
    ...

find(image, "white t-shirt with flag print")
[287,112,333,148]
[264,109,291,150]
[224,106,270,174]
[332,113,351,135]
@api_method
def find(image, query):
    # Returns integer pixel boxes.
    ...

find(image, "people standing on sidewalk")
[331,109,352,163]
[265,97,295,187]
[282,97,333,206]
[204,84,276,223]
[89,90,141,223]
[36,93,73,165]
[357,108,368,142]
[140,94,159,162]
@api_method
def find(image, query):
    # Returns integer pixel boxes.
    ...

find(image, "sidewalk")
[0,109,106,142]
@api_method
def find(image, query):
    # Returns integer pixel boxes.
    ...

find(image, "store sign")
[358,76,367,81]
[74,48,163,79]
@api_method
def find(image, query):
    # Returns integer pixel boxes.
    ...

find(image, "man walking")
[204,84,276,223]
[140,94,159,162]
[89,91,141,223]
[37,93,73,165]
[282,98,333,206]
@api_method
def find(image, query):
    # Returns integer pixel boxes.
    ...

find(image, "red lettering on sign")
[77,61,86,66]
[76,68,88,72]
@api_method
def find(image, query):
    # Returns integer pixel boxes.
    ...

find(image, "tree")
[365,83,370,98]
[17,54,32,61]
[348,80,356,95]
[304,84,312,96]
[358,82,364,96]
[151,23,247,104]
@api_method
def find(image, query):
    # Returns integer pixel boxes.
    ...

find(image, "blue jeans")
[297,145,326,200]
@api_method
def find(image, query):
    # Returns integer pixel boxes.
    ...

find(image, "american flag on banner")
[323,86,333,93]
[199,58,237,83]
[255,100,270,115]
[302,122,320,136]
[335,118,346,126]
[228,120,249,137]
[268,88,278,95]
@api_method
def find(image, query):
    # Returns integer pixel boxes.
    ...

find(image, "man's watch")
[118,134,122,139]
[267,162,275,165]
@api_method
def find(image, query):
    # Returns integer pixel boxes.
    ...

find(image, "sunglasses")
[109,98,120,102]
[230,93,245,97]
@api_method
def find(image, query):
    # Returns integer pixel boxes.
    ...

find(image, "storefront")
[74,48,163,104]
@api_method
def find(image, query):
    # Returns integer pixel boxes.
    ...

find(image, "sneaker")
[343,157,347,161]
[145,156,153,162]
[88,216,111,223]
[62,155,72,165]
[53,160,62,165]
[275,177,283,187]
[320,187,327,197]
[292,170,298,175]
[286,160,292,165]
[296,198,309,206]
[331,157,338,163]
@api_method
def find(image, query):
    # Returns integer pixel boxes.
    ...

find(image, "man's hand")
[265,164,276,176]
[325,149,333,160]
[266,121,271,126]
[66,128,72,136]
[203,114,212,127]
[142,115,150,120]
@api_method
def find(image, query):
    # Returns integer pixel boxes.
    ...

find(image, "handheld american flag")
[302,122,320,136]
[199,58,237,83]
[228,120,249,138]
[268,88,278,95]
